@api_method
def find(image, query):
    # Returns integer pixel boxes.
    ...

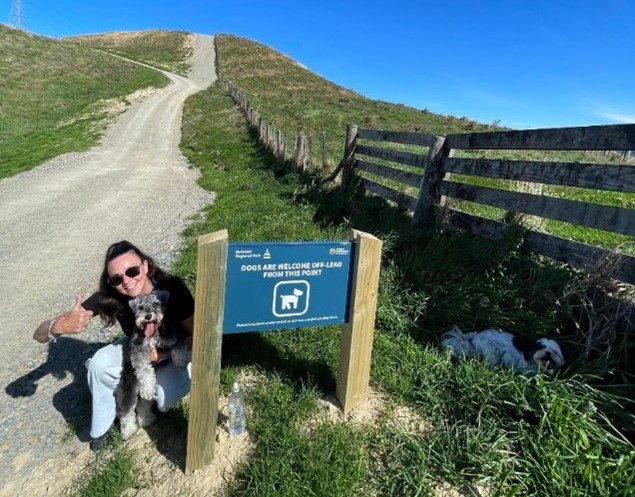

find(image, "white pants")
[85,337,191,438]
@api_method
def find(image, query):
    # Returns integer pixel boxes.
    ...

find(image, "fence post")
[294,133,309,172]
[293,134,301,171]
[306,134,312,171]
[341,124,358,191]
[321,131,327,168]
[280,132,287,161]
[412,135,448,226]
[337,229,382,414]
[186,230,228,474]
[275,129,283,159]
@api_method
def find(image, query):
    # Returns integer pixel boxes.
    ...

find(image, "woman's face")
[106,250,153,298]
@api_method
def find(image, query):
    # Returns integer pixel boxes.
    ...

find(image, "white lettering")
[263,271,283,278]
[241,264,262,271]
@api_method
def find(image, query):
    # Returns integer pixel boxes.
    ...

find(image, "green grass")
[0,25,170,178]
[70,438,138,497]
[224,378,372,496]
[174,86,344,283]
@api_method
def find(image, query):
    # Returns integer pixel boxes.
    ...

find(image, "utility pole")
[8,0,23,30]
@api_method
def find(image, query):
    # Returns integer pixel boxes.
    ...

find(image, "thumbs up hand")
[53,295,94,335]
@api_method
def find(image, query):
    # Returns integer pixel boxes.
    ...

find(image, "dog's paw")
[136,399,156,428]
[120,415,139,440]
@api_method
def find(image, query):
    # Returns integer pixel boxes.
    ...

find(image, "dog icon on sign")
[280,288,304,310]
[273,280,310,317]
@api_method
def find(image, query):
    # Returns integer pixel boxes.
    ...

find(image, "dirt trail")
[0,34,216,496]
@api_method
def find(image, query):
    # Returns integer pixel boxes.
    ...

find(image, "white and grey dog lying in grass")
[115,290,190,440]
[441,325,565,376]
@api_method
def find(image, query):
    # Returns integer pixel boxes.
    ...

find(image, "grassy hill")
[0,25,173,178]
[214,34,498,168]
[2,27,634,497]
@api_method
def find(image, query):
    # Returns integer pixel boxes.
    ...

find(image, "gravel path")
[0,34,217,496]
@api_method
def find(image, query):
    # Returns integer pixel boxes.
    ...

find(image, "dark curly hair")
[97,240,167,326]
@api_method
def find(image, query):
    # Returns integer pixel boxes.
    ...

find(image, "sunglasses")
[108,265,142,287]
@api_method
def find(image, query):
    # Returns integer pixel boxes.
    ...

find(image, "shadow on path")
[5,335,111,441]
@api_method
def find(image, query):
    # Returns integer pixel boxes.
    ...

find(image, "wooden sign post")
[185,228,381,473]
[336,230,382,413]
[186,230,228,474]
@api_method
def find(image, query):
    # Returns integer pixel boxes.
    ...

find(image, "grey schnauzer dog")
[115,290,190,440]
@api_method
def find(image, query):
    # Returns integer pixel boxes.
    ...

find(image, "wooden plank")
[356,144,427,169]
[356,159,422,188]
[443,158,635,193]
[361,178,418,211]
[445,123,635,151]
[337,229,383,414]
[523,233,635,284]
[439,180,635,236]
[446,211,635,284]
[186,230,228,474]
[358,128,437,147]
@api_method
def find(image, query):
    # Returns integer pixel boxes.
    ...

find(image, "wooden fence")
[341,123,635,284]
[221,80,328,172]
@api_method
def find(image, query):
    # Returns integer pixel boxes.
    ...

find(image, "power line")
[30,0,94,37]
[8,0,23,30]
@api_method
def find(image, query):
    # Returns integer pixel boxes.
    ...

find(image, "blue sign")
[223,241,354,333]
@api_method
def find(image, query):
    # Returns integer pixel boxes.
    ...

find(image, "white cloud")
[586,99,635,124]
[596,111,635,124]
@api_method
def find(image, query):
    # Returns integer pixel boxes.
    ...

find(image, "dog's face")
[129,290,169,338]
[531,339,565,376]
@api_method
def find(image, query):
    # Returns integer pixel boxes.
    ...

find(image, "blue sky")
[4,0,634,129]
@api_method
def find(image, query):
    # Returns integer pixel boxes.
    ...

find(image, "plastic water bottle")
[227,382,246,436]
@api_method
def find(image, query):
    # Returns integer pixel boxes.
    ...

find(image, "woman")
[33,240,194,451]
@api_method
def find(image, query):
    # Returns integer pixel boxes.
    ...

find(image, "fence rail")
[342,123,635,284]
[443,158,635,192]
[444,123,635,150]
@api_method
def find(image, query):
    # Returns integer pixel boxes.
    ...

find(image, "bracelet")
[47,319,58,343]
